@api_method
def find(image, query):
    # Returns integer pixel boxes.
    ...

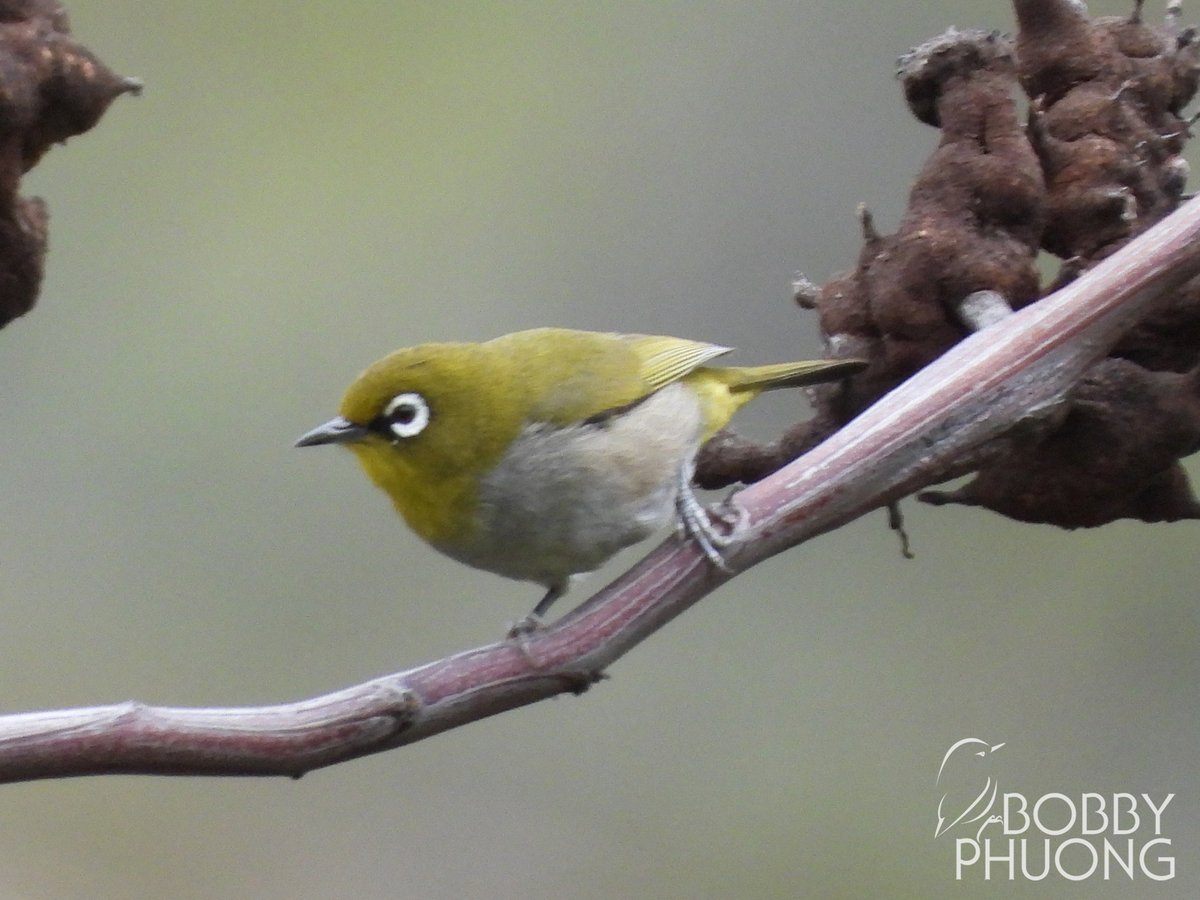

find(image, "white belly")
[440,382,704,589]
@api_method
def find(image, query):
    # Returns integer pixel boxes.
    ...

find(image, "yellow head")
[296,340,531,547]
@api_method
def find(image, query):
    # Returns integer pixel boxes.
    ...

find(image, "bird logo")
[935,738,1006,839]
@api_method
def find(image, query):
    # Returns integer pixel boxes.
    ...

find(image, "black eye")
[382,392,429,439]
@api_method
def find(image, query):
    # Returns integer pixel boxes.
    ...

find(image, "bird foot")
[675,477,749,572]
[505,613,546,640]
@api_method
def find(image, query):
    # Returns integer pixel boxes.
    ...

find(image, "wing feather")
[491,328,731,427]
[626,334,732,391]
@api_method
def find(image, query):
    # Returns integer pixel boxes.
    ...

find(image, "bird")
[296,327,864,627]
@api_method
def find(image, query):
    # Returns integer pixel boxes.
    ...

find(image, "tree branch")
[0,1,140,327]
[4,194,1200,784]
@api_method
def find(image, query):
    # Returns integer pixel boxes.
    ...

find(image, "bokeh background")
[2,1,1197,897]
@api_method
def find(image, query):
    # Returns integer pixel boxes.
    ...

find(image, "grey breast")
[457,382,706,587]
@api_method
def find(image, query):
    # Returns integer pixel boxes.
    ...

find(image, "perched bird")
[296,327,863,625]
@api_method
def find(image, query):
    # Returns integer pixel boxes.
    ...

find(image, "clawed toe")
[506,613,546,640]
[674,469,749,572]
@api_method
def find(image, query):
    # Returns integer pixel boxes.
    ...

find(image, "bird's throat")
[350,442,479,548]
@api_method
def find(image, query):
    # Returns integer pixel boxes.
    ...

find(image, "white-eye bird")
[296,327,864,624]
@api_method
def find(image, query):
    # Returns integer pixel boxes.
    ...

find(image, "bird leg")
[506,582,566,638]
[674,462,749,572]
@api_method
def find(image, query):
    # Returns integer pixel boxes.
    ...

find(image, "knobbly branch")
[0,1,139,327]
[701,4,1200,527]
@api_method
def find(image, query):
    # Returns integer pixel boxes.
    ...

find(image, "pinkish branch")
[3,194,1200,784]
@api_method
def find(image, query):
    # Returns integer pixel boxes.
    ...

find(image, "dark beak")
[294,416,370,447]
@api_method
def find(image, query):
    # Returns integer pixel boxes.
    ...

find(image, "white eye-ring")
[383,392,430,439]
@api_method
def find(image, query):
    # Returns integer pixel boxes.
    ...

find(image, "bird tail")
[720,358,866,394]
[688,357,866,440]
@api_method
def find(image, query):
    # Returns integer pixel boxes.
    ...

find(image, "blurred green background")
[2,1,1197,897]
